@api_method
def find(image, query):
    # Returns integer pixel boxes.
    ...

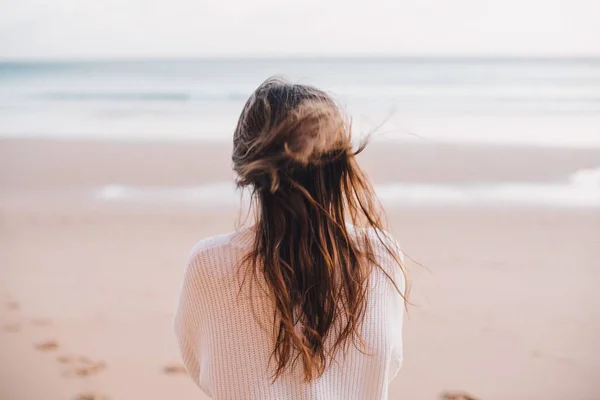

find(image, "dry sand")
[1,140,599,400]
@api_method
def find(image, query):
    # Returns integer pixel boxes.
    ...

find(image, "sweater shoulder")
[351,226,406,294]
[187,231,237,260]
[184,231,243,279]
[349,226,402,258]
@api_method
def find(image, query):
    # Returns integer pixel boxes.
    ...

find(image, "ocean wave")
[37,91,250,102]
[569,167,600,187]
[94,168,600,208]
[39,92,192,102]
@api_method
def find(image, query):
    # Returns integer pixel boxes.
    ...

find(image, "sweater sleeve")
[392,246,406,365]
[173,253,204,388]
[381,231,406,382]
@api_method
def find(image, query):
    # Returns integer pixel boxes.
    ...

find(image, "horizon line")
[1,54,600,63]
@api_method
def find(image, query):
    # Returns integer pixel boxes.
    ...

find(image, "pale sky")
[1,0,599,59]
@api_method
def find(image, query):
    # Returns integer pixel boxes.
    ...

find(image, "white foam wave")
[569,167,600,187]
[94,168,600,208]
[97,182,240,207]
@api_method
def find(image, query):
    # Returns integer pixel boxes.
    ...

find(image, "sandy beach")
[1,139,599,400]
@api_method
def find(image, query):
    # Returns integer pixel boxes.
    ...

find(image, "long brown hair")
[232,77,406,382]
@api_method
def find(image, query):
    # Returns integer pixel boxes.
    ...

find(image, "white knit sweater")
[174,226,405,400]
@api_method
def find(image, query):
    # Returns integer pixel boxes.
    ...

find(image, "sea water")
[2,58,599,206]
[1,57,599,146]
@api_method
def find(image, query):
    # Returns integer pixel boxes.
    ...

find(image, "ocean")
[2,58,599,207]
[1,57,600,147]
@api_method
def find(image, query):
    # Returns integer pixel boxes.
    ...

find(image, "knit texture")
[174,226,405,400]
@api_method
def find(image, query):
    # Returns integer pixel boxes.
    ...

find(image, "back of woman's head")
[232,77,405,382]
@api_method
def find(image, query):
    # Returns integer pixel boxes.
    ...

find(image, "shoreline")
[2,138,600,189]
[2,138,599,212]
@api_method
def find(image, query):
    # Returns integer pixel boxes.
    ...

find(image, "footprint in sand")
[35,340,59,351]
[163,363,187,374]
[59,355,107,377]
[441,392,480,400]
[57,355,74,364]
[74,392,110,400]
[3,323,21,333]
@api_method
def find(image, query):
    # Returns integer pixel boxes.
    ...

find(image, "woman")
[174,77,407,399]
